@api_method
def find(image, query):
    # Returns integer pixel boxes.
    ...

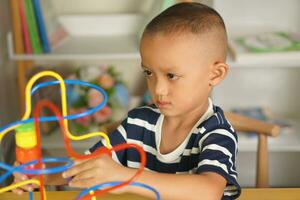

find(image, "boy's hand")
[62,154,127,188]
[11,161,41,195]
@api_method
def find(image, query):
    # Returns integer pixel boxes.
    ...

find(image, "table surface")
[1,188,300,200]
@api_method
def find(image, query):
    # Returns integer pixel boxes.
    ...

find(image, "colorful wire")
[0,80,109,141]
[77,181,161,200]
[32,100,153,200]
[0,71,110,200]
[0,71,161,200]
[0,158,73,181]
[0,71,109,143]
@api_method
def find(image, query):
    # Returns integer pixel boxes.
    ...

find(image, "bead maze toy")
[0,71,160,200]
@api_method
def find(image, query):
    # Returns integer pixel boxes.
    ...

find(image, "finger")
[12,179,34,192]
[13,161,21,167]
[62,160,94,179]
[18,185,33,192]
[70,169,95,182]
[13,174,34,191]
[13,171,28,181]
[12,188,24,195]
[73,158,89,166]
[30,178,42,189]
[35,163,46,169]
[12,162,28,182]
[69,177,96,188]
[12,162,36,192]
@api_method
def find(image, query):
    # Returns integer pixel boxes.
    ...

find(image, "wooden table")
[1,188,300,200]
[0,191,146,200]
[238,188,300,200]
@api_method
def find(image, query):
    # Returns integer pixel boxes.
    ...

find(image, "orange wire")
[33,100,147,200]
[34,103,46,200]
[80,143,146,200]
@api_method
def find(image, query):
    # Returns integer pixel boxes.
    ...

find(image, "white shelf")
[7,32,140,61]
[227,34,300,68]
[7,13,144,61]
[238,119,300,152]
[227,51,300,68]
[213,0,300,68]
[8,30,300,67]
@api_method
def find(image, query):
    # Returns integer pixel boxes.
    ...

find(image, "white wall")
[50,0,154,15]
[213,68,300,118]
[213,0,300,36]
[238,152,300,187]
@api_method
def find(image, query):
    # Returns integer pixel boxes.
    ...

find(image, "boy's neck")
[159,99,209,154]
[164,99,209,131]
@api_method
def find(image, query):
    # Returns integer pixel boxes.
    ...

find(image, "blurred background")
[0,0,300,188]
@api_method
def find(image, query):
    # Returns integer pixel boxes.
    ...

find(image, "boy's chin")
[158,108,180,117]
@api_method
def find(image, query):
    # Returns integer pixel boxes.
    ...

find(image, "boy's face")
[140,32,217,118]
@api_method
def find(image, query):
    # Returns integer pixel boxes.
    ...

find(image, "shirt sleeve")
[196,128,241,199]
[86,118,129,166]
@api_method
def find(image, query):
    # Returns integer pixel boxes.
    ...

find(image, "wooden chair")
[224,112,280,188]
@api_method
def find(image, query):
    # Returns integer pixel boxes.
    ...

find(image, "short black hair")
[143,2,226,37]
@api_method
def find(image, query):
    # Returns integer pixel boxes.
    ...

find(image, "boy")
[13,2,240,200]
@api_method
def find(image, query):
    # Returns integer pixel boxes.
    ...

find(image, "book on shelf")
[18,0,32,54]
[32,0,50,53]
[23,0,42,54]
[10,0,26,56]
[13,0,69,55]
[228,31,300,63]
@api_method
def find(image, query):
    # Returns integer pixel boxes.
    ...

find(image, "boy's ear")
[209,62,228,86]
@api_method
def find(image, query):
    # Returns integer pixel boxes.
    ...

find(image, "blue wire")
[17,158,73,175]
[0,158,73,182]
[0,80,108,133]
[29,190,33,200]
[0,79,161,199]
[0,160,38,183]
[76,181,161,200]
[0,157,73,200]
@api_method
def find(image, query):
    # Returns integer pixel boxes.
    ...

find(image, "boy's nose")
[155,79,168,97]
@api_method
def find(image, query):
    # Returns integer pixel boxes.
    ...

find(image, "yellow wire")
[0,179,46,200]
[89,190,96,200]
[0,71,112,199]
[0,71,110,145]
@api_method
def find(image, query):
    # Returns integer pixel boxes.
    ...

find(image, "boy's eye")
[143,69,152,77]
[167,73,178,80]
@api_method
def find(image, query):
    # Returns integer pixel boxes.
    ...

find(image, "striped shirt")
[88,99,241,199]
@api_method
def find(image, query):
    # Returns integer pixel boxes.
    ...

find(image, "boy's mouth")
[156,100,170,108]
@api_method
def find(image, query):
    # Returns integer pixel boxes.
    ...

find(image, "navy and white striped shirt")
[88,100,241,199]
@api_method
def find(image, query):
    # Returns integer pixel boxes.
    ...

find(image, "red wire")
[80,143,146,200]
[33,102,46,200]
[33,100,146,200]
